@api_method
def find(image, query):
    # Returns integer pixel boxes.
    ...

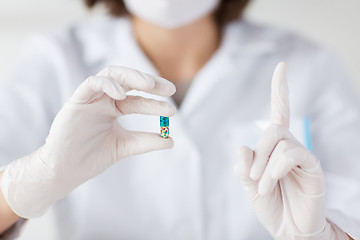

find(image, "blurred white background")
[1,0,359,89]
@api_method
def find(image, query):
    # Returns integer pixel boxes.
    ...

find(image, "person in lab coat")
[0,0,359,239]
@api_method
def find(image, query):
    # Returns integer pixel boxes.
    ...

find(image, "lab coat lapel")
[110,18,159,75]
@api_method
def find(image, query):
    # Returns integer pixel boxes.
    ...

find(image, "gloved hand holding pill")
[1,66,176,219]
[235,62,350,240]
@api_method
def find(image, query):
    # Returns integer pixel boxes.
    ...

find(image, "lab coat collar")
[81,16,279,117]
[78,17,121,66]
[80,16,158,75]
[81,17,278,70]
[223,18,279,56]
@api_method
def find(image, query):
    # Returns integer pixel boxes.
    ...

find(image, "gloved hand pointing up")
[235,62,350,240]
[1,66,176,219]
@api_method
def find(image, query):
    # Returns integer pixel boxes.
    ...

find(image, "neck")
[131,15,220,84]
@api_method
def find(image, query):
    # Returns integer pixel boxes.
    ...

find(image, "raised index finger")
[271,62,290,128]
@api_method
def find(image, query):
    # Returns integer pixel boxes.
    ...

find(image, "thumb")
[235,146,255,187]
[119,131,174,159]
[271,62,290,128]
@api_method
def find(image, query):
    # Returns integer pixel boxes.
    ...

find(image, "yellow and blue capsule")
[160,116,169,138]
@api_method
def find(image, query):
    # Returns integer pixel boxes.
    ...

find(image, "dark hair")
[84,0,251,26]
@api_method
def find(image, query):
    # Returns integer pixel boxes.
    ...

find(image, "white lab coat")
[1,16,360,239]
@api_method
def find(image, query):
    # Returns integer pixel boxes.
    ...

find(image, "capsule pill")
[160,116,169,138]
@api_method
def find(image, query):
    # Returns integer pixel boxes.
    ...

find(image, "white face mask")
[123,0,221,29]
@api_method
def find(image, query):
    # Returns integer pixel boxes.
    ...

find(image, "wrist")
[320,221,350,240]
[0,171,21,234]
[285,221,350,240]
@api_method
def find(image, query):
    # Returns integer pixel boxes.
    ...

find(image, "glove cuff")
[1,148,56,218]
[323,221,351,240]
[289,221,349,240]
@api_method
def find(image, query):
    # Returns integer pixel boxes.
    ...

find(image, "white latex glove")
[1,66,176,219]
[235,63,350,240]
